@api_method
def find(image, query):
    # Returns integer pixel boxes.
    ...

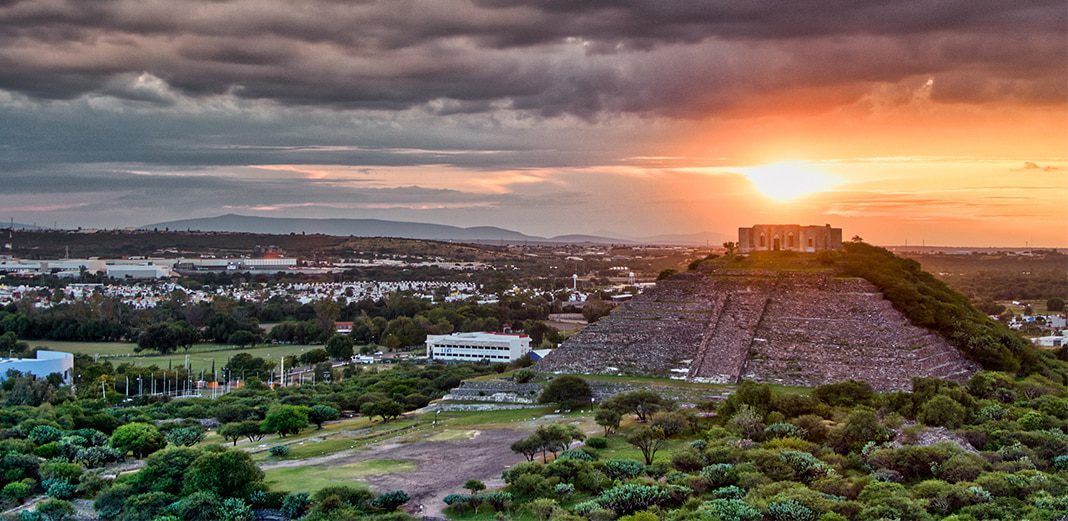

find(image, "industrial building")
[425,332,532,362]
[0,350,74,383]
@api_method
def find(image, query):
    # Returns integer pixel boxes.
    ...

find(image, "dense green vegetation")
[0,360,511,520]
[836,243,1065,382]
[0,289,555,352]
[901,251,1067,302]
[455,375,1068,521]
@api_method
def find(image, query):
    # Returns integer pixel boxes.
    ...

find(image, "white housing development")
[0,350,74,383]
[425,332,532,362]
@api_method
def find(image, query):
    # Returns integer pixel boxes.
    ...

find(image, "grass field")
[263,459,415,493]
[23,340,322,373]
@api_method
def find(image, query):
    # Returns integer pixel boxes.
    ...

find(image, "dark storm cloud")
[0,0,1062,116]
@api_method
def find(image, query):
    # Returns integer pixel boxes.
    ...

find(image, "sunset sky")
[0,1,1065,245]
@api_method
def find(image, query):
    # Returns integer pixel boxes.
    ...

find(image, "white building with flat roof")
[426,332,531,362]
[0,350,74,384]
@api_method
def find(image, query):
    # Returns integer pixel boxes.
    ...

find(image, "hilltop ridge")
[539,244,1065,389]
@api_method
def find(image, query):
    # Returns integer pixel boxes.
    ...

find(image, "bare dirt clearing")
[261,426,533,517]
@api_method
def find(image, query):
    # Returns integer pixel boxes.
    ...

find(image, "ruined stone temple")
[537,270,979,391]
[738,224,842,253]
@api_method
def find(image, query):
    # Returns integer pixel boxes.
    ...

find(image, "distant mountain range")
[143,214,726,245]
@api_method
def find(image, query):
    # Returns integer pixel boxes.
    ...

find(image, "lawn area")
[25,340,322,373]
[263,459,415,493]
[587,431,693,464]
[252,417,422,461]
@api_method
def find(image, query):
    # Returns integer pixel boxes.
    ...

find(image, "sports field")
[21,340,322,373]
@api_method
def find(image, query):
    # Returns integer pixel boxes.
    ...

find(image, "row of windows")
[432,344,511,351]
[757,234,817,248]
[435,353,511,360]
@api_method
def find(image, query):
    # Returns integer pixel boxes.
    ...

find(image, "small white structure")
[0,350,74,383]
[426,332,531,362]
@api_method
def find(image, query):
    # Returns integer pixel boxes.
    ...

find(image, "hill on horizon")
[142,213,721,244]
[540,244,1066,389]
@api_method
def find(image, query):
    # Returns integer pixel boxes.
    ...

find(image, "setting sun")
[740,161,837,201]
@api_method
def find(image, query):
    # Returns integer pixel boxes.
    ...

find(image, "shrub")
[586,437,608,449]
[33,442,60,459]
[917,395,967,428]
[370,490,410,511]
[595,484,670,515]
[701,463,738,488]
[2,481,33,504]
[671,448,707,472]
[32,498,76,521]
[216,497,253,521]
[269,445,290,457]
[442,494,470,506]
[559,449,594,461]
[513,369,536,383]
[554,482,575,498]
[280,492,310,519]
[28,425,64,445]
[167,491,221,521]
[93,484,133,519]
[163,426,206,447]
[712,485,746,500]
[601,459,644,480]
[109,423,165,458]
[478,491,512,510]
[695,499,761,521]
[766,500,817,521]
[766,423,807,439]
[44,480,77,500]
[779,451,833,482]
[75,446,123,468]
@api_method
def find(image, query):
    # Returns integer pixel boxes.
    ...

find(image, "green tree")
[219,423,245,446]
[603,390,673,423]
[360,400,404,422]
[511,435,541,462]
[307,404,340,430]
[182,449,263,498]
[626,426,667,465]
[110,423,165,458]
[260,405,309,437]
[325,334,354,360]
[595,408,622,436]
[227,330,258,348]
[298,349,329,365]
[539,375,592,409]
[1047,297,1065,312]
[464,480,486,494]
